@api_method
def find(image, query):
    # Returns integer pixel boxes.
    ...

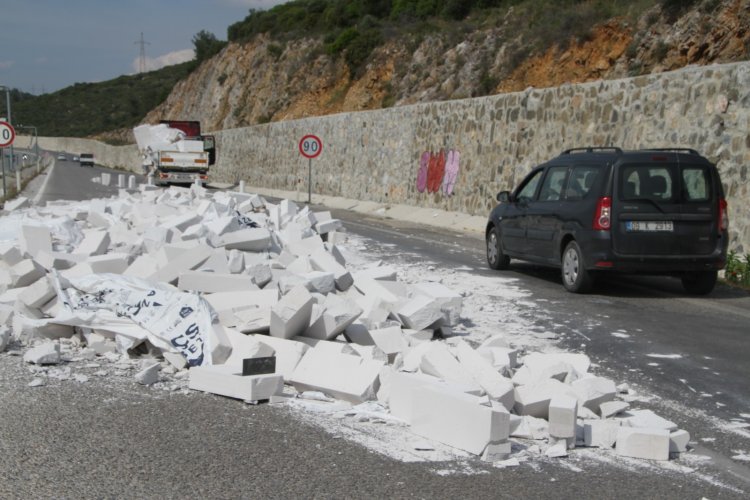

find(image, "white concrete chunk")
[548,395,578,439]
[74,230,111,256]
[411,385,510,456]
[615,427,670,461]
[301,271,335,294]
[222,228,271,252]
[253,334,310,381]
[412,282,463,326]
[509,415,549,440]
[270,285,314,339]
[178,271,258,293]
[135,363,161,385]
[288,347,384,403]
[88,253,129,274]
[583,419,621,448]
[420,341,480,390]
[189,366,283,401]
[599,400,630,418]
[388,371,482,423]
[123,254,160,279]
[247,263,272,287]
[396,295,443,331]
[353,266,398,282]
[479,334,510,349]
[199,250,230,274]
[0,326,9,352]
[482,440,512,462]
[147,245,212,284]
[0,242,23,266]
[619,409,678,431]
[304,294,362,340]
[222,326,276,370]
[19,225,52,258]
[11,259,45,288]
[513,379,578,419]
[23,342,61,365]
[571,376,617,411]
[453,339,514,411]
[315,218,342,234]
[163,351,188,370]
[227,249,245,274]
[18,276,55,309]
[309,248,352,291]
[368,326,408,362]
[4,197,30,211]
[669,429,690,453]
[235,307,272,334]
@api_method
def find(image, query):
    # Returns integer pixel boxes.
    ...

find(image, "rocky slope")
[131,0,749,137]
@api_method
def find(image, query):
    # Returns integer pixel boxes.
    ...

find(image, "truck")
[133,120,216,186]
[79,153,94,167]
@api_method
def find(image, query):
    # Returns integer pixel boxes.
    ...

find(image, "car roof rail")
[640,148,699,155]
[561,147,623,155]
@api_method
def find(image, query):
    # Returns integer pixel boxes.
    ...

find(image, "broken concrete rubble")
[0,187,691,466]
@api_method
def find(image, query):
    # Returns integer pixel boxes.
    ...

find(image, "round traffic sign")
[299,134,322,159]
[0,121,15,148]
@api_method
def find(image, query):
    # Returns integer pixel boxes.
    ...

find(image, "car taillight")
[718,198,728,234]
[593,196,612,231]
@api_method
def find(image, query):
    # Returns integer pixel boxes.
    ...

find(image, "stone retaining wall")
[32,61,750,253]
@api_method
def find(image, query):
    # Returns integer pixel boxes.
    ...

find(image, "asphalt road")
[1,163,749,498]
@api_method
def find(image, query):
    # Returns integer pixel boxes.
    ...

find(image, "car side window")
[516,169,544,202]
[681,166,710,202]
[538,167,568,202]
[565,166,600,200]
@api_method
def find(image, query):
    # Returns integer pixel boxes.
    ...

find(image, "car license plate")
[625,221,674,232]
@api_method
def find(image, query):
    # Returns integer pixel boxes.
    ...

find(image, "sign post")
[0,121,16,198]
[298,134,322,204]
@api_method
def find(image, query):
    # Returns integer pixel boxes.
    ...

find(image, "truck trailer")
[134,120,216,186]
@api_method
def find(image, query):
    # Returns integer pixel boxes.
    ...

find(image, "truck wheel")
[561,241,594,293]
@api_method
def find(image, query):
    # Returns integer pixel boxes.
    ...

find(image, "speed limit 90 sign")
[299,134,322,159]
[0,121,15,148]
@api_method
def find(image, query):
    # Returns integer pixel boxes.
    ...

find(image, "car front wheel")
[486,226,510,270]
[561,240,593,293]
[681,270,717,295]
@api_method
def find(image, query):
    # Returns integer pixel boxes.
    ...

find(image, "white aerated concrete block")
[235,307,272,334]
[368,326,408,362]
[548,395,578,439]
[4,197,30,211]
[513,379,578,419]
[615,427,670,461]
[147,245,212,285]
[293,337,358,356]
[412,282,463,326]
[19,225,52,258]
[453,339,515,411]
[411,385,510,456]
[315,219,342,234]
[353,266,398,282]
[11,259,45,288]
[288,347,384,403]
[270,285,314,339]
[190,365,283,401]
[571,376,617,411]
[253,334,310,381]
[23,342,61,364]
[74,230,111,256]
[599,401,629,418]
[420,341,480,390]
[18,276,55,309]
[619,409,678,431]
[227,250,244,274]
[178,271,258,293]
[303,294,362,340]
[222,326,276,370]
[0,243,23,266]
[669,430,690,453]
[204,289,278,313]
[199,250,230,274]
[584,419,621,448]
[221,228,271,252]
[302,271,335,294]
[88,254,129,274]
[509,415,549,440]
[247,263,272,287]
[388,371,481,424]
[309,248,352,291]
[396,295,443,331]
[123,254,159,279]
[482,439,512,462]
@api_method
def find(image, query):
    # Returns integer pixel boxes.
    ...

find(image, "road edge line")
[34,161,56,205]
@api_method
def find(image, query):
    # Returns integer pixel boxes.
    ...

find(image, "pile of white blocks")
[0,184,690,463]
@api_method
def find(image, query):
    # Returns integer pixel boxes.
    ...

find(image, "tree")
[192,30,227,62]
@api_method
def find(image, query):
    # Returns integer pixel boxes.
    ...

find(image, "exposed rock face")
[135,0,749,133]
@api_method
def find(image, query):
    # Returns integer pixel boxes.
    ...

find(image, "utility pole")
[134,32,150,73]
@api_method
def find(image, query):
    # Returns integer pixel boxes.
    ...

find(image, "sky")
[0,0,287,94]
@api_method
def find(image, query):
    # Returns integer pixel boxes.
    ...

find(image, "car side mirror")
[496,191,512,203]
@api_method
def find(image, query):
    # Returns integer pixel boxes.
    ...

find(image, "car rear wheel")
[681,270,717,295]
[486,227,510,270]
[561,241,593,293]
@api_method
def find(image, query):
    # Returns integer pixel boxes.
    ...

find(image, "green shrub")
[725,251,750,287]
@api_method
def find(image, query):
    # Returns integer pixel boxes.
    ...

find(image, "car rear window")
[619,164,674,201]
[682,166,711,202]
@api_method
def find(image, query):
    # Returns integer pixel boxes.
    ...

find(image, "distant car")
[486,147,728,294]
[79,153,94,167]
[57,154,66,161]
[73,156,79,161]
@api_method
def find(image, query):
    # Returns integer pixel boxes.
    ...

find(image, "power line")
[134,32,151,73]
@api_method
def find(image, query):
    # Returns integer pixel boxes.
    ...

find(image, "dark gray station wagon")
[486,148,729,294]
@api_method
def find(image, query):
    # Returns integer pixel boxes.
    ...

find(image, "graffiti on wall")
[417,149,460,195]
